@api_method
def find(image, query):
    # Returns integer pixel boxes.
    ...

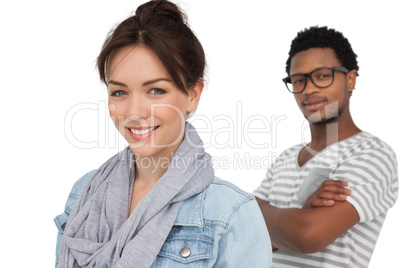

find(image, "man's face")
[289,48,356,124]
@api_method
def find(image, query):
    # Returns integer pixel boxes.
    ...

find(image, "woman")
[55,0,271,267]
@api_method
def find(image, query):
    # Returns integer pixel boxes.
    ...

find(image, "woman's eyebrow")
[142,78,172,86]
[108,78,172,87]
[108,80,128,87]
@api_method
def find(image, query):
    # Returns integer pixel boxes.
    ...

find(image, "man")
[254,26,398,267]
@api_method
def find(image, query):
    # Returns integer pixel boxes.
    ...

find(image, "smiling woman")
[54,0,272,267]
[106,45,201,160]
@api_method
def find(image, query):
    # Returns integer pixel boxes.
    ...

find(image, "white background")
[1,0,401,267]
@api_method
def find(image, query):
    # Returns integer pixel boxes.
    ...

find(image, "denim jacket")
[55,171,272,267]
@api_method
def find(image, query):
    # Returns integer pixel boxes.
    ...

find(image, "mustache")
[302,96,328,105]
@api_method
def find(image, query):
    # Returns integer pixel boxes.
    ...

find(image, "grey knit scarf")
[58,123,214,268]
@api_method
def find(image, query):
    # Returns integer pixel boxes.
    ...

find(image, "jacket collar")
[174,189,205,227]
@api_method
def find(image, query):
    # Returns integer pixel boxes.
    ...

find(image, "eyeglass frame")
[282,66,349,94]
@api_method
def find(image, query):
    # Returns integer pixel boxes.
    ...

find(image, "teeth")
[130,126,157,135]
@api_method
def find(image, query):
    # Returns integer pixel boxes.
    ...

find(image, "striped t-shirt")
[254,132,398,268]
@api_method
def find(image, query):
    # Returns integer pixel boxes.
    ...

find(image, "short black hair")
[285,26,359,75]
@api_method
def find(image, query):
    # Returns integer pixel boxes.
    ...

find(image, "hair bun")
[135,0,186,24]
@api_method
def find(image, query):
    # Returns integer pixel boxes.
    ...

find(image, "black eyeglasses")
[282,66,349,94]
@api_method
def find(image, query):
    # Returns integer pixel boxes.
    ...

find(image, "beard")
[306,100,345,125]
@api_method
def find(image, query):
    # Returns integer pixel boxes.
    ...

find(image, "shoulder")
[335,132,398,178]
[205,177,255,204]
[177,177,259,227]
[342,132,396,158]
[63,170,96,213]
[71,170,96,193]
[201,177,260,226]
[54,170,96,238]
[357,132,394,150]
[207,177,253,197]
[337,132,398,172]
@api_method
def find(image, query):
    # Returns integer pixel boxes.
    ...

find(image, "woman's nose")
[125,95,150,122]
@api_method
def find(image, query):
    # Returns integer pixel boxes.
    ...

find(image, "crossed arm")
[256,180,360,254]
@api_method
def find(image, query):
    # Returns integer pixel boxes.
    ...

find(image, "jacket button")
[61,223,66,230]
[180,243,191,258]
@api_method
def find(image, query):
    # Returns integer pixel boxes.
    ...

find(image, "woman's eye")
[150,88,166,95]
[111,90,127,97]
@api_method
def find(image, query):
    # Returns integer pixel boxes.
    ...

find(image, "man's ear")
[186,78,204,113]
[347,70,357,94]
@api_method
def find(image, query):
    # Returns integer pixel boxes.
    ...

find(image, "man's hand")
[302,180,351,210]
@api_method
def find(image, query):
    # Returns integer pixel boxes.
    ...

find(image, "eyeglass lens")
[289,68,334,93]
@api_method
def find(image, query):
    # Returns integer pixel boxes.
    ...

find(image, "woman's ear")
[186,78,204,113]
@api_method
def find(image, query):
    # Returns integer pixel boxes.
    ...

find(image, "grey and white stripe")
[254,132,398,268]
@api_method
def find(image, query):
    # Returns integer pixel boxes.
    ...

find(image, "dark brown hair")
[97,0,205,94]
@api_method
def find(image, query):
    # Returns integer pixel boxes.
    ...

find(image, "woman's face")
[107,45,202,159]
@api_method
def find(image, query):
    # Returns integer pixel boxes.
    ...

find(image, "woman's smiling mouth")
[127,126,160,141]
